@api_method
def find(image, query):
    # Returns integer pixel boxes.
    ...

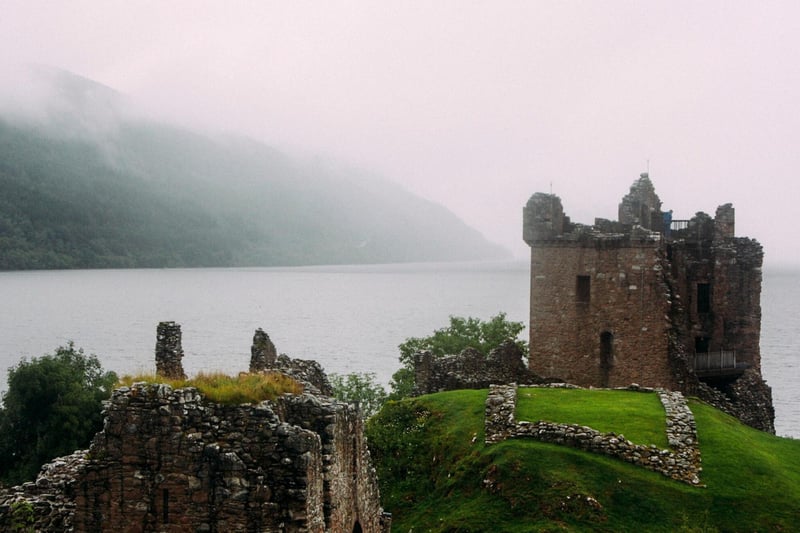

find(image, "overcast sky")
[2,1,799,265]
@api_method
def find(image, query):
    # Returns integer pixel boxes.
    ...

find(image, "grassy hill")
[366,389,800,532]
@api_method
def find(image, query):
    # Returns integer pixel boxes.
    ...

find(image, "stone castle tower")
[523,174,774,432]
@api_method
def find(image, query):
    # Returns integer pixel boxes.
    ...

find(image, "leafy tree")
[329,372,388,418]
[387,367,416,401]
[0,343,117,485]
[389,312,527,400]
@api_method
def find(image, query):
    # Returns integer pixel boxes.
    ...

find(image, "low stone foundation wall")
[485,384,703,486]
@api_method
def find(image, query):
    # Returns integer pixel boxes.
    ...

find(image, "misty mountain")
[0,67,508,269]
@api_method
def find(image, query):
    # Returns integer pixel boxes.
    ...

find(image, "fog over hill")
[0,67,508,269]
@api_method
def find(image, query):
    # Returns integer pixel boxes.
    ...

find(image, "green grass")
[688,400,800,527]
[116,371,303,404]
[368,389,800,532]
[516,388,669,448]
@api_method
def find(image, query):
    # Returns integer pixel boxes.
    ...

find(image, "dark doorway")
[695,336,710,353]
[353,521,363,533]
[600,331,614,387]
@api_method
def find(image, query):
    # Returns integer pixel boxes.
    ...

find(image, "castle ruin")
[523,173,774,432]
[0,325,389,532]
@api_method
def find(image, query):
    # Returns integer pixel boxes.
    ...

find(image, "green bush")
[389,313,527,399]
[329,372,387,418]
[0,343,117,485]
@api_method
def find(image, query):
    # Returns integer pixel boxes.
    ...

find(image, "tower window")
[576,275,591,304]
[163,489,169,523]
[697,283,711,313]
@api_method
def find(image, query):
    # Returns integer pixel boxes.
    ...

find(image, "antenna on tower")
[550,181,553,194]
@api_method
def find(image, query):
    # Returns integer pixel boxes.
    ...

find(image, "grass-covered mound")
[367,389,800,532]
[516,388,669,448]
[117,371,303,404]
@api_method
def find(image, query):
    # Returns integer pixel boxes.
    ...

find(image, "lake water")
[0,261,797,438]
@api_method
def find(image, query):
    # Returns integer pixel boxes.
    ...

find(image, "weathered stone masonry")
[251,328,278,372]
[523,174,774,432]
[413,340,545,396]
[0,326,389,532]
[156,321,186,380]
[485,384,702,486]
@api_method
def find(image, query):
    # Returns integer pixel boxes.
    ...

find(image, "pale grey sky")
[2,1,799,265]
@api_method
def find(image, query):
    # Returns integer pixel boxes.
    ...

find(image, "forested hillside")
[0,67,506,270]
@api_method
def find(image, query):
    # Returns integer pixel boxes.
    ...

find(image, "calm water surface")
[0,261,797,437]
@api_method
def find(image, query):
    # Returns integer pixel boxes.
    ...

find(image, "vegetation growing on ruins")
[116,371,303,404]
[367,389,800,531]
[0,344,117,485]
[389,313,527,399]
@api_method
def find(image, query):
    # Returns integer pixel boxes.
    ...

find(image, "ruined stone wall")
[710,237,763,369]
[529,241,676,389]
[249,328,333,396]
[618,173,662,231]
[523,193,567,243]
[77,384,326,532]
[272,354,333,397]
[413,341,543,396]
[696,369,775,433]
[155,322,185,380]
[250,328,278,372]
[667,214,763,370]
[277,394,385,532]
[0,383,389,532]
